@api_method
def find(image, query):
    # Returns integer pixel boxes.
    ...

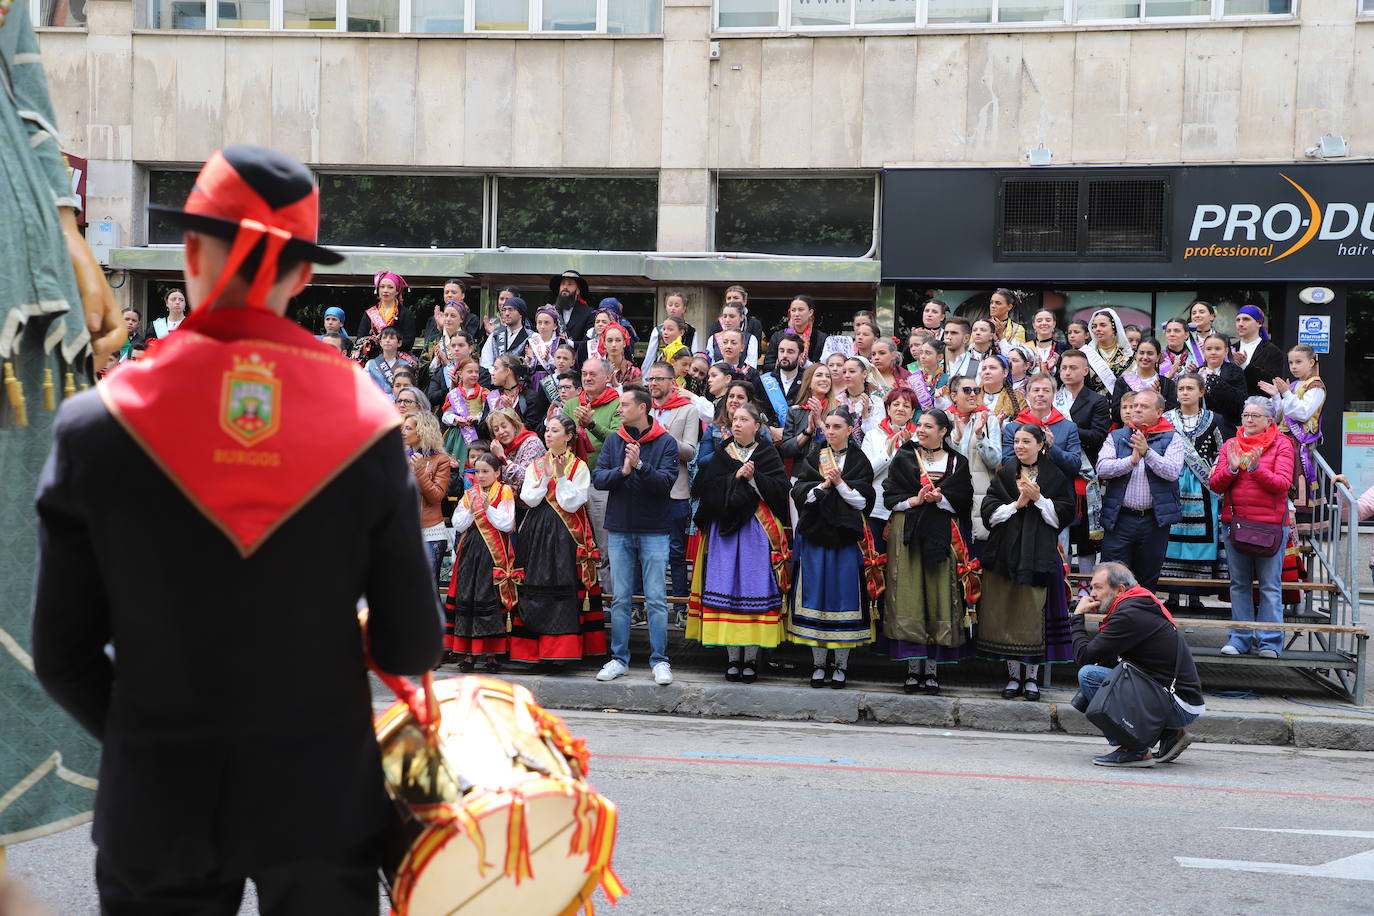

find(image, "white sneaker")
[1219,645,1241,656]
[652,662,673,686]
[596,660,628,681]
[1258,648,1279,659]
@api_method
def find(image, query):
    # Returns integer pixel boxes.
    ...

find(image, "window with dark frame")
[715,176,874,258]
[147,170,199,244]
[997,174,1169,261]
[496,175,658,251]
[318,174,484,248]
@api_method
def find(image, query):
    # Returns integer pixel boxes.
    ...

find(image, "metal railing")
[1294,450,1367,703]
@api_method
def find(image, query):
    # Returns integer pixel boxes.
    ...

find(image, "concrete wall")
[35,0,1374,272]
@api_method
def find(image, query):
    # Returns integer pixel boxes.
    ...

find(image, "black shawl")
[980,455,1075,586]
[792,443,875,549]
[884,444,973,566]
[692,437,791,536]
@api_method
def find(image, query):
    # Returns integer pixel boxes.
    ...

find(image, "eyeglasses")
[397,398,418,406]
[1241,412,1268,419]
[646,376,674,382]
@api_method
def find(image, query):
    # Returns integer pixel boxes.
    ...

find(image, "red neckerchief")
[1234,421,1278,455]
[1098,584,1176,630]
[791,321,813,351]
[458,384,486,401]
[951,404,989,420]
[1133,416,1176,436]
[654,391,693,411]
[878,417,916,439]
[579,386,619,409]
[506,429,539,453]
[1014,407,1067,427]
[100,306,398,557]
[617,420,669,444]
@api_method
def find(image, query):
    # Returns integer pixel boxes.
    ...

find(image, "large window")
[32,0,87,25]
[715,0,1290,28]
[148,0,659,30]
[147,170,199,244]
[319,175,485,248]
[715,175,875,257]
[496,176,658,250]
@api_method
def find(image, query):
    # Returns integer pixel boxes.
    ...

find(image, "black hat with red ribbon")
[149,145,343,311]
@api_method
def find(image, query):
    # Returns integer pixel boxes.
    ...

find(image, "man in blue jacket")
[592,385,680,685]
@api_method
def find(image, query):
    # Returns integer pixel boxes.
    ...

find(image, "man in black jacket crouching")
[1071,561,1205,768]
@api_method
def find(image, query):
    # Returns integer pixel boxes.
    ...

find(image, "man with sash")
[566,358,624,586]
[479,295,532,370]
[31,146,443,913]
[1095,389,1184,593]
[762,295,828,371]
[1055,349,1112,580]
[647,363,701,624]
[593,386,681,686]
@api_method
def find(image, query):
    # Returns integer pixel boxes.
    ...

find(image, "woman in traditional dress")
[1160,318,1197,380]
[446,453,518,673]
[1162,372,1232,608]
[947,373,1000,545]
[488,406,548,499]
[779,362,838,462]
[440,358,489,468]
[1199,332,1247,428]
[355,270,416,358]
[1262,343,1326,518]
[882,408,976,695]
[1006,343,1034,394]
[867,338,910,398]
[838,355,884,444]
[1110,337,1178,425]
[523,306,565,392]
[979,353,1027,422]
[852,321,878,364]
[486,352,548,433]
[1188,300,1220,363]
[1029,308,1065,377]
[968,318,997,365]
[904,326,931,373]
[148,287,189,339]
[989,288,1027,353]
[540,343,579,415]
[688,403,792,683]
[645,315,690,371]
[602,322,641,389]
[908,339,949,412]
[861,387,918,553]
[977,423,1075,701]
[1083,307,1134,396]
[788,408,881,689]
[512,415,607,668]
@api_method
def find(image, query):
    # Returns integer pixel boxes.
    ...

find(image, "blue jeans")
[425,539,447,596]
[1223,525,1288,655]
[1100,511,1171,592]
[634,500,691,603]
[1078,664,1200,746]
[609,532,670,666]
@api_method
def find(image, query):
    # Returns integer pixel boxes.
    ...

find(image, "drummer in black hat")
[550,269,594,342]
[32,145,442,915]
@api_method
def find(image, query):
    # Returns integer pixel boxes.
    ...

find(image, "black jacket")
[32,393,442,880]
[356,306,418,352]
[1240,339,1285,398]
[1109,375,1179,427]
[1203,361,1248,427]
[1071,594,1204,708]
[1066,388,1112,465]
[561,302,595,343]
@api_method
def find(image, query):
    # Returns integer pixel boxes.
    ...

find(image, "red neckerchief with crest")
[99,306,399,557]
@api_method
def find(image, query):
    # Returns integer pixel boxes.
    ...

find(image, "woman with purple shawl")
[523,305,565,390]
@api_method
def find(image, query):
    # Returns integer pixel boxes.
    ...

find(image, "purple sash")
[910,370,936,410]
[446,388,482,444]
[1284,414,1322,486]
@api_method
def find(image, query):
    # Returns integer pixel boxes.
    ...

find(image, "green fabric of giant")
[0,0,98,847]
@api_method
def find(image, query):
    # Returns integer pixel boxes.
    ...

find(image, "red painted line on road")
[595,754,1374,803]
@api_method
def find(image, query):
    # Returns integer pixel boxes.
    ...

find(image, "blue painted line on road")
[684,752,857,765]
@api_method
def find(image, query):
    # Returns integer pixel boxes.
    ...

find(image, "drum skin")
[375,675,625,916]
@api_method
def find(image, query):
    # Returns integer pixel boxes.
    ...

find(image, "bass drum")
[375,674,625,916]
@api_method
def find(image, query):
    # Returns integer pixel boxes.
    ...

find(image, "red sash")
[1013,407,1067,427]
[366,303,397,333]
[534,453,602,591]
[100,307,398,556]
[448,484,522,611]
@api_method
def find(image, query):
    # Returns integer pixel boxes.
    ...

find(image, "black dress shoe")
[922,679,941,696]
[1002,681,1023,700]
[1023,680,1041,702]
[903,677,921,694]
[830,668,847,689]
[457,659,475,673]
[1070,690,1090,713]
[810,667,827,688]
[725,664,742,682]
[741,663,757,684]
[481,658,500,674]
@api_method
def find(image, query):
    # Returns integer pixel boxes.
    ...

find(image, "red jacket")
[1208,432,1294,525]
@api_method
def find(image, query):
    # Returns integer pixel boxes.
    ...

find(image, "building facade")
[32,0,1374,436]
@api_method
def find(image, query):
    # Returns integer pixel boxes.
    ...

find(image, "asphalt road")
[6,713,1373,914]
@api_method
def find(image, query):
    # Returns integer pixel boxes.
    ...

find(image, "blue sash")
[760,373,790,423]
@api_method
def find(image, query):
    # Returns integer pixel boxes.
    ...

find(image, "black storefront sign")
[882,163,1374,283]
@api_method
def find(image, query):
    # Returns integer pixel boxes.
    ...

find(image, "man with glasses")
[646,362,701,624]
[1095,389,1184,593]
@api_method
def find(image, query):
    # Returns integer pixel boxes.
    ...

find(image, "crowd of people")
[119,273,1334,710]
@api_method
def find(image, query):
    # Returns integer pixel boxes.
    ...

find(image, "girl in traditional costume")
[779,362,838,463]
[1162,372,1231,605]
[867,338,910,399]
[511,416,608,666]
[1187,300,1220,368]
[601,323,641,389]
[977,423,1075,702]
[705,303,759,367]
[1199,332,1247,428]
[523,306,565,391]
[1262,343,1326,518]
[440,358,488,468]
[788,408,882,689]
[1006,343,1034,394]
[1083,307,1134,396]
[861,387,918,553]
[838,355,884,445]
[882,408,976,695]
[446,453,518,673]
[1065,319,1090,351]
[989,287,1027,354]
[909,339,949,410]
[688,404,792,684]
[979,353,1027,422]
[1110,337,1177,425]
[1029,308,1065,376]
[1160,318,1197,379]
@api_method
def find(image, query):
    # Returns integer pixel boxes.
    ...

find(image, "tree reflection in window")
[497,176,657,251]
[716,176,874,257]
[319,174,484,248]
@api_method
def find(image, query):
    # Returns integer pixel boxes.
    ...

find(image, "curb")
[490,673,1374,753]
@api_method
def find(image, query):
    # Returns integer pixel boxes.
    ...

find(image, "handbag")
[1227,494,1283,557]
[1086,630,1186,750]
